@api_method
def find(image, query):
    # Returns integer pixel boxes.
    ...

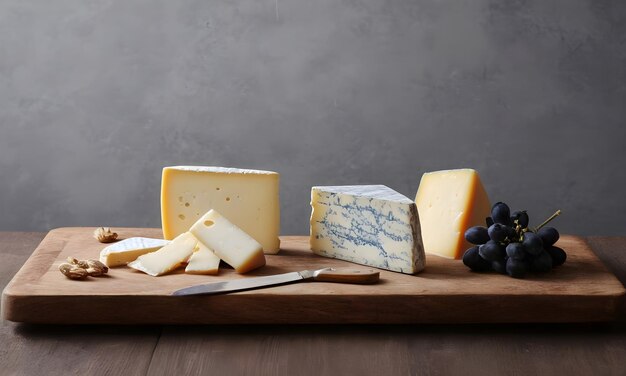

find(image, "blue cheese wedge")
[99,237,170,267]
[310,185,425,274]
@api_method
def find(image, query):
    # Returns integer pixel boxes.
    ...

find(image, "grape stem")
[534,210,561,232]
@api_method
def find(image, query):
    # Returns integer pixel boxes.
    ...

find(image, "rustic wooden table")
[1,232,625,375]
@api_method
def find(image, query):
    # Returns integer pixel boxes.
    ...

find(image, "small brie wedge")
[99,237,170,267]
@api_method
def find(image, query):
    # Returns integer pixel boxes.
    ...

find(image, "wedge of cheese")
[310,185,425,274]
[161,166,280,254]
[415,168,491,259]
[190,209,266,274]
[185,242,221,275]
[128,232,197,276]
[99,237,170,267]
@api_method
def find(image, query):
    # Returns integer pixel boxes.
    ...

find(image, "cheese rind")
[190,209,266,274]
[310,185,425,274]
[161,166,280,254]
[128,232,197,276]
[99,237,170,267]
[185,242,221,275]
[415,168,491,259]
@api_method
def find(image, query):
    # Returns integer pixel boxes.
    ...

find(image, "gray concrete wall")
[1,0,625,235]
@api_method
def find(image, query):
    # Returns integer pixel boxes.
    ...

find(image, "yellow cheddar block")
[161,166,280,254]
[415,169,491,259]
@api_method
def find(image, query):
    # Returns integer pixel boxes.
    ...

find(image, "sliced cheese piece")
[190,209,266,274]
[185,242,221,275]
[415,168,491,259]
[128,232,197,276]
[161,166,281,254]
[99,237,170,267]
[310,185,425,274]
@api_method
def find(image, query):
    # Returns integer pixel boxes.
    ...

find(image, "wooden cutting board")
[2,227,624,324]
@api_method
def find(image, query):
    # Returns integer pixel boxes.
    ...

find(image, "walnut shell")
[94,227,118,243]
[59,263,89,280]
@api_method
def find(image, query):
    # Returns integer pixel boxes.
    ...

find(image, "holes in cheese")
[190,209,266,274]
[415,169,491,259]
[160,166,280,254]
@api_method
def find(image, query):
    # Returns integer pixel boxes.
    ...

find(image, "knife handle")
[313,268,380,284]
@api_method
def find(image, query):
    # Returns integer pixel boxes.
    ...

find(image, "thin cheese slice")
[99,237,170,267]
[185,242,221,275]
[190,209,266,274]
[161,166,280,254]
[415,168,491,259]
[128,232,197,276]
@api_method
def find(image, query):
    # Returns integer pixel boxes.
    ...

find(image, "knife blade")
[172,267,380,296]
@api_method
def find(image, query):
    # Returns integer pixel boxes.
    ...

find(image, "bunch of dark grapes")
[462,202,566,278]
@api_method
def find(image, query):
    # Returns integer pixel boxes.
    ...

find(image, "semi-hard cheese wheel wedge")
[415,168,491,259]
[128,232,197,276]
[99,237,170,267]
[185,242,221,275]
[190,209,266,274]
[161,166,280,254]
[310,185,426,274]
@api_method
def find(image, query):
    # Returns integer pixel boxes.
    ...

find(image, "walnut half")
[94,227,118,243]
[59,263,89,280]
[60,258,109,280]
[85,259,109,276]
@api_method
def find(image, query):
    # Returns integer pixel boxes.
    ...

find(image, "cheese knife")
[172,267,380,296]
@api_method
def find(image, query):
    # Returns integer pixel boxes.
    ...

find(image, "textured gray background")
[1,0,625,235]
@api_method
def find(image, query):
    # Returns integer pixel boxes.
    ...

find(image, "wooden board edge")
[2,227,82,322]
[3,293,623,325]
[1,287,18,322]
[2,228,71,294]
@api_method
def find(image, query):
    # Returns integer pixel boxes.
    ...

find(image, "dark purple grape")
[492,259,507,274]
[522,231,543,256]
[465,226,490,245]
[530,251,553,273]
[491,202,512,226]
[488,224,508,243]
[463,246,491,272]
[506,242,526,260]
[486,217,494,227]
[479,240,505,262]
[537,227,559,247]
[506,226,518,241]
[511,210,529,228]
[546,246,567,266]
[506,258,528,278]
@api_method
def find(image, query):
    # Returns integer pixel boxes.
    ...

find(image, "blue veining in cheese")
[310,185,426,274]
